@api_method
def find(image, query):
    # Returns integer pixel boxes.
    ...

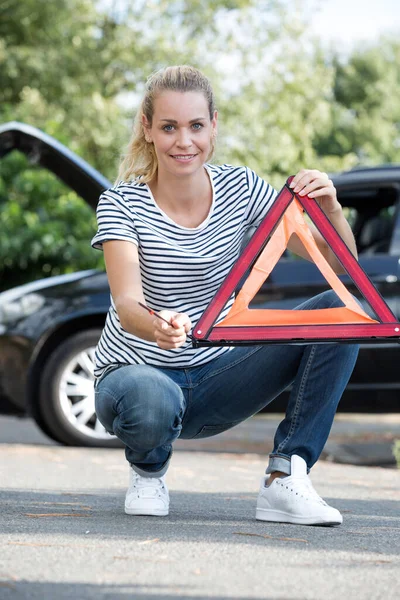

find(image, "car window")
[344,204,396,254]
[340,186,398,255]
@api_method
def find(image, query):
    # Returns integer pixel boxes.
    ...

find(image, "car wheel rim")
[59,347,114,440]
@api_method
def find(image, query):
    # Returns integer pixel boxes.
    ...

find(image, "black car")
[1,122,399,447]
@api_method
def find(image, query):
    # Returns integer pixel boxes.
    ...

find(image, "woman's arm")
[103,240,191,349]
[286,169,357,274]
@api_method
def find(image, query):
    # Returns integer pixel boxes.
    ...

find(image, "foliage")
[0,0,128,177]
[317,36,400,165]
[0,152,103,289]
[0,0,400,290]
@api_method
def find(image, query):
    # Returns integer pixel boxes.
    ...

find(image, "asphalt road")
[0,416,399,599]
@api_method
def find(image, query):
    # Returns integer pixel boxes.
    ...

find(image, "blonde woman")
[92,65,359,525]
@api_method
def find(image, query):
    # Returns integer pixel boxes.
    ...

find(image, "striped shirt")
[91,163,276,378]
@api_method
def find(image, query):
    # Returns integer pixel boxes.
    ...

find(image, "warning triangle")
[192,176,400,346]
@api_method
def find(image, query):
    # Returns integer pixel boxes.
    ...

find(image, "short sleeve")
[245,167,277,228]
[91,188,139,251]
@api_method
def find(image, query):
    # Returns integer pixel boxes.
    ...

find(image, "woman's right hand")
[153,311,192,350]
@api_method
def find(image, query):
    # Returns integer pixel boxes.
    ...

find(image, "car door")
[345,193,400,401]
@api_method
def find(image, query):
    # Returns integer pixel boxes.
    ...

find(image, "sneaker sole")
[256,508,342,526]
[125,506,169,517]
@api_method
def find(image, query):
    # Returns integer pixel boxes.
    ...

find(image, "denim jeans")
[94,291,359,477]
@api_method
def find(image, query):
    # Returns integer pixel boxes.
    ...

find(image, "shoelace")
[278,476,327,505]
[131,474,165,497]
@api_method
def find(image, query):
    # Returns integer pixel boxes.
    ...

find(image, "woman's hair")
[116,65,216,184]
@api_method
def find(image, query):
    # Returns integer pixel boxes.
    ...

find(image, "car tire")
[37,329,122,447]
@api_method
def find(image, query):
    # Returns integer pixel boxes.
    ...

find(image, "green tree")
[0,0,130,289]
[0,152,104,289]
[316,37,400,165]
[213,8,359,188]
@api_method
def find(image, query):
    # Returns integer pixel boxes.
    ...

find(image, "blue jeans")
[94,291,359,477]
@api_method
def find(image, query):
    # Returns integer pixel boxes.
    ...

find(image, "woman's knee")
[310,289,361,310]
[94,387,117,434]
[294,289,364,315]
[317,289,345,308]
[105,365,184,449]
[116,398,182,451]
[320,289,364,311]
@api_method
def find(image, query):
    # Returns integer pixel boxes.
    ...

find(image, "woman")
[92,65,359,525]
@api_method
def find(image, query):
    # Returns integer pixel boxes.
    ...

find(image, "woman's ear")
[142,114,152,143]
[211,110,218,138]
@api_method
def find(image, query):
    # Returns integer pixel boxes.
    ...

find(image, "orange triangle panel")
[192,177,400,346]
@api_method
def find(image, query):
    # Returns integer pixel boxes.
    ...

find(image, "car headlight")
[0,292,45,325]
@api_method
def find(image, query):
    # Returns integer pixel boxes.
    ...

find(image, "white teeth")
[172,155,195,159]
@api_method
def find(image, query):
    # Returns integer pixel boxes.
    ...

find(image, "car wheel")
[37,329,122,447]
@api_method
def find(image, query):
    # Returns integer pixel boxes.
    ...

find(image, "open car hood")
[0,121,111,209]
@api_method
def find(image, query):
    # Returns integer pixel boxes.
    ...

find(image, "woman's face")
[143,91,217,179]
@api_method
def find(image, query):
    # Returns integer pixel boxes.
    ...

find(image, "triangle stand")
[192,177,400,347]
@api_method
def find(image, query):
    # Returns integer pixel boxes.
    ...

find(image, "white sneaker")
[256,455,342,526]
[125,468,169,516]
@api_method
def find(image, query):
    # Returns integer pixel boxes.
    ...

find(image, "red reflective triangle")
[192,177,400,346]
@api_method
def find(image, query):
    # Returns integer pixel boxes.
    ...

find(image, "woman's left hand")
[289,169,342,216]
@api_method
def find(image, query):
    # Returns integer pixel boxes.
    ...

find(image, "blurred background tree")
[320,37,400,165]
[0,0,399,290]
